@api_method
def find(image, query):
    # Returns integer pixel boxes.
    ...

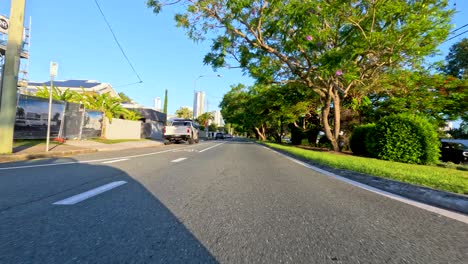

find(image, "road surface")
[0,139,467,263]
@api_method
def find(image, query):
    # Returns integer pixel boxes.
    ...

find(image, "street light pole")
[193,74,222,139]
[46,62,58,152]
[193,74,222,120]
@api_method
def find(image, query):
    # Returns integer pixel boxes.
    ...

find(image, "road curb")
[0,149,98,163]
[259,143,468,215]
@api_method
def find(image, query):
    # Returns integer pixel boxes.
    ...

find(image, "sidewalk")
[0,139,164,163]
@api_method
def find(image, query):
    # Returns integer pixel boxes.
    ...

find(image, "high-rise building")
[209,110,224,126]
[154,97,161,110]
[193,91,205,118]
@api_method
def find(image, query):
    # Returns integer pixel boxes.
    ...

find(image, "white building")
[193,91,205,118]
[23,80,119,98]
[209,110,224,126]
[154,97,161,111]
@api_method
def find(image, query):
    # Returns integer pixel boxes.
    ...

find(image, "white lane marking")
[199,143,225,153]
[260,145,468,224]
[102,158,129,164]
[171,157,187,163]
[0,143,210,171]
[172,149,195,152]
[53,181,127,205]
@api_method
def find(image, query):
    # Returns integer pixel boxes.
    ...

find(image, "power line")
[450,23,468,34]
[444,29,468,43]
[93,0,143,84]
[113,81,144,88]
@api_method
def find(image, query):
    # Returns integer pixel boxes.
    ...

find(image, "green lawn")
[262,142,468,195]
[13,139,50,148]
[91,138,148,144]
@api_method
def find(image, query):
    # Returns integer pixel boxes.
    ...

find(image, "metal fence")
[14,94,103,140]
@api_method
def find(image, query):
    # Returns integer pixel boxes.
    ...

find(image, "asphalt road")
[0,139,467,263]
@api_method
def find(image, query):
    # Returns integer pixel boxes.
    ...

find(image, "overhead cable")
[93,0,143,84]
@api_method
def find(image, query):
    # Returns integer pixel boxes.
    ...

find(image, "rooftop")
[28,80,103,89]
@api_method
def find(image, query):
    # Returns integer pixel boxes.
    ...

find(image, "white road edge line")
[171,157,187,163]
[53,181,127,205]
[199,143,225,153]
[102,158,129,164]
[260,144,468,224]
[0,143,210,171]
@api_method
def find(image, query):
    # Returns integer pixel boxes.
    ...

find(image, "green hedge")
[368,114,440,164]
[350,123,375,156]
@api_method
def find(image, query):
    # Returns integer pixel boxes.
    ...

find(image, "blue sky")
[1,0,467,115]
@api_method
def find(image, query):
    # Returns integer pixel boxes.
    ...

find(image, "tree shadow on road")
[0,158,218,263]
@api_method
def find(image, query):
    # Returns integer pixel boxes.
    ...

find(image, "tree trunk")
[100,116,108,139]
[321,89,340,152]
[332,90,341,152]
[254,126,266,141]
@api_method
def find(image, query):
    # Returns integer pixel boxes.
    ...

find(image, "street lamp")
[193,74,222,119]
[193,74,223,140]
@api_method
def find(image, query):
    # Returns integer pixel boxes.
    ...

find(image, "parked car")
[163,119,199,145]
[225,134,233,139]
[440,140,468,164]
[215,132,224,139]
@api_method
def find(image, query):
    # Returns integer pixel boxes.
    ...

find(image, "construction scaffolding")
[0,15,31,88]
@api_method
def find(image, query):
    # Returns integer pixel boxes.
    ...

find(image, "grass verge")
[91,138,148,144]
[13,139,50,148]
[262,142,468,195]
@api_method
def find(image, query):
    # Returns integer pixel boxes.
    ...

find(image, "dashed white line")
[199,143,224,153]
[0,144,209,171]
[53,181,127,205]
[102,158,129,164]
[171,157,187,163]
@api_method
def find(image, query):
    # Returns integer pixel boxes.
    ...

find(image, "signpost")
[45,61,58,152]
[0,15,9,34]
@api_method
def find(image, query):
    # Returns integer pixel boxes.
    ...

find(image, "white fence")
[105,118,141,139]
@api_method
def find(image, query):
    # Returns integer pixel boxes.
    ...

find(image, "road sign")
[0,15,9,34]
[50,61,58,77]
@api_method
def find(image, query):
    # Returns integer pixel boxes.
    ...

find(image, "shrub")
[290,126,304,145]
[349,123,375,156]
[368,114,440,164]
[318,135,332,149]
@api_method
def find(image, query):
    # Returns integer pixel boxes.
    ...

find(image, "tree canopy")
[175,106,193,119]
[443,38,468,79]
[149,0,454,151]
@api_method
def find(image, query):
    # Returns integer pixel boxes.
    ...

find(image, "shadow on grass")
[13,140,65,153]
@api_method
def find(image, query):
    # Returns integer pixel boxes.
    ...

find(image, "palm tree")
[82,93,127,138]
[34,85,81,103]
[196,112,214,127]
[122,109,143,121]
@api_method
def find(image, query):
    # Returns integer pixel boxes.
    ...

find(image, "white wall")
[104,118,141,139]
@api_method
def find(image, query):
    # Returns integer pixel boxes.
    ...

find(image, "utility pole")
[0,0,26,154]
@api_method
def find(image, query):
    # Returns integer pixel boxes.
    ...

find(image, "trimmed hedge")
[290,126,304,145]
[368,114,440,164]
[318,135,332,149]
[349,123,375,156]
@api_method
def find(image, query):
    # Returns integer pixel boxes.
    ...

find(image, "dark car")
[215,132,224,139]
[440,141,468,164]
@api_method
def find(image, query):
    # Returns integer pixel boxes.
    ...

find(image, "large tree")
[175,106,193,119]
[196,112,214,127]
[220,82,316,141]
[443,38,467,79]
[149,0,453,151]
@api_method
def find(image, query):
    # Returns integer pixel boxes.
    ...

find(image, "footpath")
[0,139,164,163]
